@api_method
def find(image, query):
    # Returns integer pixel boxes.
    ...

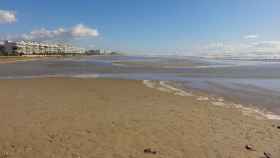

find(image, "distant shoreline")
[0,56,48,64]
[0,54,121,64]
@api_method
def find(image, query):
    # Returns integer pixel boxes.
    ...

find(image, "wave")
[143,80,193,96]
[142,80,280,120]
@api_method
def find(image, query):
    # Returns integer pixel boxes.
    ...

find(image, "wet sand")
[0,78,279,158]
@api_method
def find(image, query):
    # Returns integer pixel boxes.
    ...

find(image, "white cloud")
[0,10,16,24]
[243,34,259,40]
[71,24,99,37]
[198,42,244,55]
[250,41,280,53]
[194,40,280,58]
[21,24,99,41]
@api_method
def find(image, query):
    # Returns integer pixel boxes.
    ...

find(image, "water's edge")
[142,80,280,121]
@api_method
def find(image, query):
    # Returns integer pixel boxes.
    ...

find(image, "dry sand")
[0,78,279,158]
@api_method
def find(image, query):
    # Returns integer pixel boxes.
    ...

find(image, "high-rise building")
[2,41,85,55]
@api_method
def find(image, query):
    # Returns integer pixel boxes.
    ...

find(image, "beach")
[0,78,279,158]
[0,56,40,64]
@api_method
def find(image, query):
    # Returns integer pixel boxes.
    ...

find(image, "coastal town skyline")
[1,0,280,56]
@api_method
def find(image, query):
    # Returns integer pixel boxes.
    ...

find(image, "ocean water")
[1,55,280,116]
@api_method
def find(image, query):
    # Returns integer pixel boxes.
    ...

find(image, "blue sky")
[1,0,280,55]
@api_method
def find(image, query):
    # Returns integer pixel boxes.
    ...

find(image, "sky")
[1,0,280,56]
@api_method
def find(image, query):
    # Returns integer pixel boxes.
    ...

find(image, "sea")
[1,55,280,118]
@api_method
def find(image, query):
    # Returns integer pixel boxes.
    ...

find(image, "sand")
[0,78,279,158]
[0,56,64,64]
[0,56,47,64]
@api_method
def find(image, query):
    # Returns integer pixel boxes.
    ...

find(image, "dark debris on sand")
[263,152,272,158]
[245,144,256,151]
[144,148,157,154]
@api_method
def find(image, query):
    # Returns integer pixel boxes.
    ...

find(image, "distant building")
[2,41,85,55]
[85,49,101,55]
[85,49,121,56]
[0,42,5,55]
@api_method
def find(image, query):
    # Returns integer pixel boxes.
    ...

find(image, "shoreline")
[1,72,279,121]
[0,55,121,64]
[0,77,279,157]
[0,55,84,64]
[143,80,280,121]
[0,56,51,64]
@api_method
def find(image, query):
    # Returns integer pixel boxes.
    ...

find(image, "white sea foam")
[217,98,224,102]
[265,113,280,120]
[143,80,193,96]
[143,80,156,89]
[232,103,280,120]
[71,74,100,78]
[158,81,193,96]
[211,101,226,107]
[142,80,280,120]
[196,96,209,101]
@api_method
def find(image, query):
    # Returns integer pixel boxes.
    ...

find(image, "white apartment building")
[3,41,85,55]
